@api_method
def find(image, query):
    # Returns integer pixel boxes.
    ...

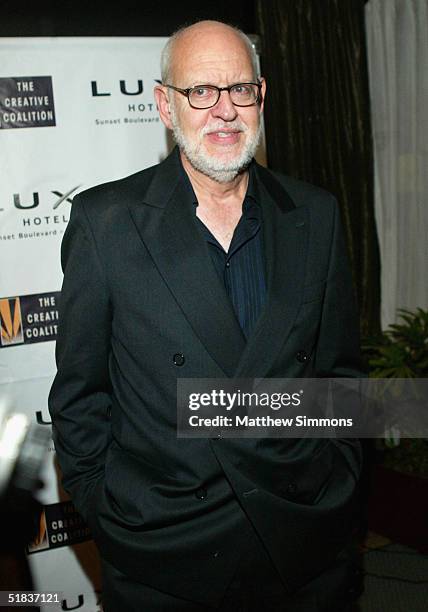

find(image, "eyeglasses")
[155,80,262,109]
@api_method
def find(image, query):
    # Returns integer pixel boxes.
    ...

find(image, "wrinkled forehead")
[170,26,254,85]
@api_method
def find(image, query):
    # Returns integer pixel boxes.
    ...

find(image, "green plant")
[362,308,428,477]
[363,308,428,378]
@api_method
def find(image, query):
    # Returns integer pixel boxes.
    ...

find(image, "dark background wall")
[0,0,256,37]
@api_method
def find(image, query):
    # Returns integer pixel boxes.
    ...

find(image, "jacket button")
[296,350,310,363]
[286,482,298,496]
[173,353,185,366]
[195,487,207,500]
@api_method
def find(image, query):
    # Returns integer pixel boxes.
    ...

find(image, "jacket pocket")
[279,441,334,505]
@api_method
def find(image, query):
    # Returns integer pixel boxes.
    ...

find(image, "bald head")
[154,19,265,184]
[160,20,258,85]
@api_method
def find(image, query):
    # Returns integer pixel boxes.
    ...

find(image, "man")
[49,20,363,611]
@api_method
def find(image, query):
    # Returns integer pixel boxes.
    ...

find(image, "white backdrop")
[0,35,265,611]
[0,36,169,612]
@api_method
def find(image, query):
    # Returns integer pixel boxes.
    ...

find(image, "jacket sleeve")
[314,199,365,481]
[48,194,112,521]
[314,198,363,379]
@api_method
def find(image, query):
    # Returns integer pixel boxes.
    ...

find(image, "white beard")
[169,103,262,183]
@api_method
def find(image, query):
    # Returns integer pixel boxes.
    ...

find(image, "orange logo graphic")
[0,297,24,346]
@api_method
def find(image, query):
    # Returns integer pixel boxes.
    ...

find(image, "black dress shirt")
[181,162,267,339]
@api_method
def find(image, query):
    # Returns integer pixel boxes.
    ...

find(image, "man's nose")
[210,90,238,121]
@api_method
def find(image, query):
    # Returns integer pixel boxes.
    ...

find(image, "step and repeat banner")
[0,37,169,611]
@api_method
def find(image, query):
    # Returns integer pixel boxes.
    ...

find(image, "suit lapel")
[127,150,309,379]
[127,151,246,377]
[234,164,309,378]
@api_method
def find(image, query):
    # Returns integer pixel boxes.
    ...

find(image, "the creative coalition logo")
[27,501,92,554]
[0,76,56,129]
[0,291,59,348]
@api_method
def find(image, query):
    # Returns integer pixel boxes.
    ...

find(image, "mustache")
[201,121,248,136]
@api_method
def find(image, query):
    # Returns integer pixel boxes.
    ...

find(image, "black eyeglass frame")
[155,79,263,109]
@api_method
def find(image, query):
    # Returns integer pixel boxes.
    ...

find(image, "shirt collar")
[177,152,261,220]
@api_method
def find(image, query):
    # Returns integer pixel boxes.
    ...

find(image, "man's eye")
[232,84,252,96]
[192,87,213,97]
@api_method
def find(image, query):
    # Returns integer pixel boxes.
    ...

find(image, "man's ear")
[154,85,173,130]
[259,77,267,114]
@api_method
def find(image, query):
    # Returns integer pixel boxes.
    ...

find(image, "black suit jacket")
[49,148,363,606]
